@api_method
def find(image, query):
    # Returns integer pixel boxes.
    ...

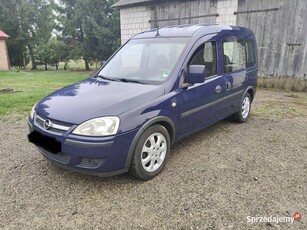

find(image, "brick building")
[0,30,10,70]
[113,0,307,78]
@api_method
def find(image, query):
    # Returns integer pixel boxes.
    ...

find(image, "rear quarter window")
[245,40,256,67]
[223,39,256,73]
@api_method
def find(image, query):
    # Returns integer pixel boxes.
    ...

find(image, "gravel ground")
[0,90,306,230]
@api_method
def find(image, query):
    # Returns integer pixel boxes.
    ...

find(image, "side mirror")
[187,65,206,84]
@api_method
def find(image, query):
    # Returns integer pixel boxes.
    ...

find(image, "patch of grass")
[0,70,91,116]
[65,60,101,71]
[258,76,307,92]
[252,104,283,119]
[25,59,102,71]
[252,100,307,119]
[284,93,300,99]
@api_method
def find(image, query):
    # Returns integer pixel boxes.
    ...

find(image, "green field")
[25,59,102,71]
[0,70,91,116]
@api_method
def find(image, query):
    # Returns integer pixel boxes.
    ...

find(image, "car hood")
[36,78,165,124]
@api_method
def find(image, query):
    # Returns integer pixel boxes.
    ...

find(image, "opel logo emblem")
[43,119,52,130]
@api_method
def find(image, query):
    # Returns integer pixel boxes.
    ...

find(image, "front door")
[178,41,224,138]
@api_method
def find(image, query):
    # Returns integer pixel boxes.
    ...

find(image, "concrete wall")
[0,39,9,70]
[119,6,151,44]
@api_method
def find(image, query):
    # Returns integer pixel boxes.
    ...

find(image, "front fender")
[118,91,178,134]
[119,92,179,169]
[124,116,176,169]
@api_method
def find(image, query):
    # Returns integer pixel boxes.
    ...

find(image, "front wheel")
[129,125,170,180]
[232,93,251,123]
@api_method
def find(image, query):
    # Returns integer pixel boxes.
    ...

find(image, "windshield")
[98,37,188,84]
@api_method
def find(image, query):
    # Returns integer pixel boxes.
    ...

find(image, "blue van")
[28,24,258,180]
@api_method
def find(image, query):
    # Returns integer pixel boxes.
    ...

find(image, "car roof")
[131,24,253,40]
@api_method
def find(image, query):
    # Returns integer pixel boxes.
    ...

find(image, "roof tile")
[112,0,155,8]
[0,30,9,39]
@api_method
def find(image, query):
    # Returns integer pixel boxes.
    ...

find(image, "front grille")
[38,147,71,164]
[35,114,71,134]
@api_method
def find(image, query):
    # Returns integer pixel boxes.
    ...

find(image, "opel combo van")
[28,24,258,180]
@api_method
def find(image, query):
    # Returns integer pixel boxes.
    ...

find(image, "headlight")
[30,102,38,120]
[72,117,120,137]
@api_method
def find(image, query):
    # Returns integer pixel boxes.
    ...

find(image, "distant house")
[113,0,307,78]
[0,30,10,70]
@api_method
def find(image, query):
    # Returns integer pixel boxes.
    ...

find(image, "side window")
[245,40,256,67]
[189,41,217,77]
[223,40,246,73]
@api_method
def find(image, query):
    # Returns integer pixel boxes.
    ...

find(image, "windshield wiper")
[93,75,146,84]
[118,78,146,84]
[93,75,119,82]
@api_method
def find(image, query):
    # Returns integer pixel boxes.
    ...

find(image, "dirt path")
[0,90,306,229]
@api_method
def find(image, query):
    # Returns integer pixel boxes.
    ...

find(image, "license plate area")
[28,131,61,154]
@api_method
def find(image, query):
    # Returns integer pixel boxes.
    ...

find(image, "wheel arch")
[244,86,255,102]
[124,116,176,169]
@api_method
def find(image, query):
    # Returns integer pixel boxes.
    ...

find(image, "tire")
[232,92,252,123]
[129,125,170,180]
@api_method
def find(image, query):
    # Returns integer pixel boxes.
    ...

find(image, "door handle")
[226,82,231,91]
[215,85,222,93]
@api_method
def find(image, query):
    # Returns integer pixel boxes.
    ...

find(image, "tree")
[0,0,120,70]
[49,37,72,70]
[0,0,26,67]
[36,37,72,70]
[56,0,120,70]
[0,0,55,69]
[36,43,51,70]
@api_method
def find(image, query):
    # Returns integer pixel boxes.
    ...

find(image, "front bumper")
[27,117,138,176]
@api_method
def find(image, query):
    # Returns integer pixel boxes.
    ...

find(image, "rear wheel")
[232,93,251,123]
[129,125,170,180]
